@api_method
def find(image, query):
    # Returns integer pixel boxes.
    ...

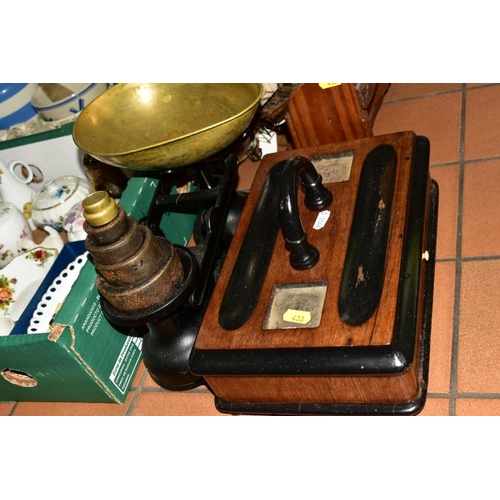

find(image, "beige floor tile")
[462,159,500,257]
[428,261,456,394]
[465,85,500,160]
[0,402,15,416]
[458,260,500,393]
[373,92,462,165]
[384,84,461,102]
[418,398,450,416]
[130,391,225,416]
[455,398,500,415]
[12,392,134,416]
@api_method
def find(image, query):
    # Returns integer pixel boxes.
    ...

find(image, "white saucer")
[0,246,58,323]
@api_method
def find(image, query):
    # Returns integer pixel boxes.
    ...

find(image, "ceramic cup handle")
[8,160,34,184]
[0,317,15,336]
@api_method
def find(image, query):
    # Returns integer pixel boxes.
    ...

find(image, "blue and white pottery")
[31,83,108,122]
[0,83,38,130]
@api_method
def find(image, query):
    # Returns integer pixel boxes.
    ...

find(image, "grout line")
[438,255,500,263]
[463,83,500,89]
[456,393,500,399]
[462,255,500,262]
[125,366,149,416]
[430,161,462,169]
[463,155,500,164]
[448,83,468,416]
[383,83,499,105]
[430,155,500,169]
[8,402,18,416]
[427,393,451,399]
[383,87,463,104]
[125,369,213,416]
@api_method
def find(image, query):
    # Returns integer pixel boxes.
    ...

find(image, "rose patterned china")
[31,175,91,230]
[0,201,33,269]
[0,245,58,323]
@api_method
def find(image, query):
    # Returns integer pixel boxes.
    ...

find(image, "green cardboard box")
[0,123,88,181]
[0,174,197,403]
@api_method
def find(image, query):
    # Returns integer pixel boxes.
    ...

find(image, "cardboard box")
[0,172,197,403]
[0,123,87,182]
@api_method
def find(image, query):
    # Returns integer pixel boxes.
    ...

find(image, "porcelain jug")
[0,201,33,269]
[0,158,38,222]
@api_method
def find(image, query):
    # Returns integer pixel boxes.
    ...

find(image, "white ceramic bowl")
[0,201,33,269]
[31,83,109,122]
[32,176,92,230]
[0,83,38,130]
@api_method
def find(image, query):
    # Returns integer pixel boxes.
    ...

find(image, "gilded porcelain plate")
[0,246,58,322]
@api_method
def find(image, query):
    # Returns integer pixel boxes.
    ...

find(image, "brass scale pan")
[73,83,263,171]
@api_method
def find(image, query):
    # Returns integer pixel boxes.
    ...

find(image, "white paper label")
[313,210,331,230]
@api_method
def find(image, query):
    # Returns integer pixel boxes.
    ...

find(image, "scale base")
[191,132,438,416]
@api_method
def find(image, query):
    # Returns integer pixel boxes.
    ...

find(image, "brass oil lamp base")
[82,155,243,390]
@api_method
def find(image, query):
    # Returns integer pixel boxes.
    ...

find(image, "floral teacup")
[0,201,33,269]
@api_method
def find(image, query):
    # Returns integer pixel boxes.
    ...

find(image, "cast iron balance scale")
[72,83,438,416]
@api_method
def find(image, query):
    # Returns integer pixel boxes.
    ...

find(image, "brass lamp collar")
[83,191,119,227]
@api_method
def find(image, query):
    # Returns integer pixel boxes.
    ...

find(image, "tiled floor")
[3,83,500,416]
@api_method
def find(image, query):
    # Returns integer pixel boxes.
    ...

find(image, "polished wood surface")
[206,370,421,405]
[196,132,417,350]
[193,131,431,407]
[285,83,390,148]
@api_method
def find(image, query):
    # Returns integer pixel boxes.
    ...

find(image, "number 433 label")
[283,309,311,325]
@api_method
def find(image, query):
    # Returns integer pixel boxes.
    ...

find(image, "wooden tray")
[190,131,438,415]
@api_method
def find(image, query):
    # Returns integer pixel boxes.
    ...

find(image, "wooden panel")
[206,365,420,405]
[195,132,416,351]
[362,83,391,125]
[192,131,433,408]
[285,83,390,148]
